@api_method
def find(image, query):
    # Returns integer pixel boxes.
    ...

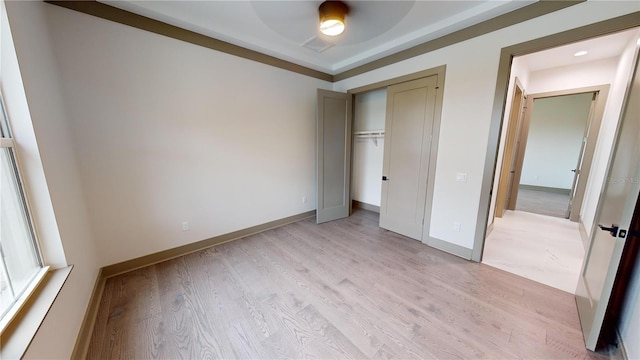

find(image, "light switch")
[456,173,467,182]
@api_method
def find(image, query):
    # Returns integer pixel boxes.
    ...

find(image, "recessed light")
[574,50,588,57]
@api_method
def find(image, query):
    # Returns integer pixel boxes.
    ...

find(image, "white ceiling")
[97,1,639,76]
[519,27,640,73]
[101,0,537,74]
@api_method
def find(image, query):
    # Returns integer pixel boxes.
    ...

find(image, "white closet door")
[380,76,437,240]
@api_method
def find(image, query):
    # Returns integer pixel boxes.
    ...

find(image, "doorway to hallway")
[483,28,639,298]
[515,187,569,218]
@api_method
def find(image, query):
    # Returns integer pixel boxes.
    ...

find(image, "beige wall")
[520,93,594,189]
[527,57,620,94]
[42,3,332,267]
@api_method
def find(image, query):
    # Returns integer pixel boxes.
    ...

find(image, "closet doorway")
[349,66,445,250]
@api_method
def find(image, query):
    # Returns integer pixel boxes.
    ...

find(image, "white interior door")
[316,89,352,224]
[567,93,597,221]
[379,76,437,240]
[576,55,640,350]
[495,83,525,217]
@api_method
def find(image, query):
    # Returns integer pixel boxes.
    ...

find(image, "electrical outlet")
[453,222,461,232]
[182,221,190,231]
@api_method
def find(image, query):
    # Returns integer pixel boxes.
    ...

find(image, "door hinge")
[626,229,640,238]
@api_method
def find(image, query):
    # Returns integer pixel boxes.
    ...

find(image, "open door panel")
[316,89,352,224]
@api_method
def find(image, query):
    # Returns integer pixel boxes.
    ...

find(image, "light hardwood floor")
[516,188,570,218]
[483,210,585,294]
[88,209,608,359]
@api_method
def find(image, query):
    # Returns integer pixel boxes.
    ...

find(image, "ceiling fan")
[318,1,349,36]
[250,1,415,47]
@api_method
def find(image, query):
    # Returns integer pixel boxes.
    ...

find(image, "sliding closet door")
[379,76,438,240]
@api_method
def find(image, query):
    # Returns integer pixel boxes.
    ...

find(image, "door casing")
[507,86,608,223]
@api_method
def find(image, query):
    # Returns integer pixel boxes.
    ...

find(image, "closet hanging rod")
[354,130,385,146]
[353,130,385,137]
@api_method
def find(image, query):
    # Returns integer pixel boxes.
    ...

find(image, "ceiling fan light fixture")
[319,1,348,36]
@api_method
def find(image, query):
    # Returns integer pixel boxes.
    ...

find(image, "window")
[0,92,44,324]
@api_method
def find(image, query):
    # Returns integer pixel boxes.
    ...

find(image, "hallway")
[515,188,570,218]
[483,210,585,293]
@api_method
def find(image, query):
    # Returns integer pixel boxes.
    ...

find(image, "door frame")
[494,78,526,219]
[347,65,447,208]
[472,15,639,262]
[345,66,446,212]
[508,85,608,222]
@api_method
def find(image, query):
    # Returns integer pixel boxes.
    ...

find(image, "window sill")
[0,266,73,359]
[0,267,50,333]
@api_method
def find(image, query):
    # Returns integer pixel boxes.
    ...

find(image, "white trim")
[0,266,72,360]
[0,138,14,148]
[0,266,49,333]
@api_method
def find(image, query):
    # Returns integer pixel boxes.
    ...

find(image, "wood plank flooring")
[88,209,610,359]
[483,210,585,294]
[516,188,570,218]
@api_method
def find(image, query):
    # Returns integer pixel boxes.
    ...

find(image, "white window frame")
[0,91,48,333]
